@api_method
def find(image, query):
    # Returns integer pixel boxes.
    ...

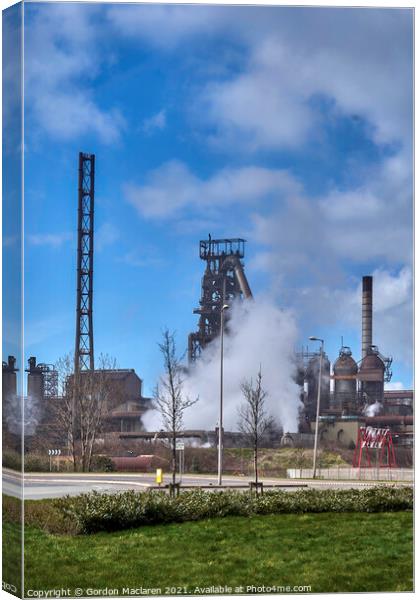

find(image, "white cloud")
[369,267,412,313]
[202,60,314,150]
[32,91,124,144]
[368,268,413,366]
[142,110,167,134]
[251,151,412,283]
[27,232,72,247]
[3,6,22,148]
[107,4,228,49]
[25,5,412,154]
[25,4,124,143]
[197,10,412,151]
[106,6,412,152]
[96,223,120,251]
[321,154,412,266]
[117,248,165,269]
[124,160,301,219]
[385,382,406,391]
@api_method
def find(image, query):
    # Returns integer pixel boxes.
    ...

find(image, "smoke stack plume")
[143,298,301,433]
[362,276,373,358]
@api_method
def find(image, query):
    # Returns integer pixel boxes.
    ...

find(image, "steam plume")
[363,401,383,417]
[144,298,301,433]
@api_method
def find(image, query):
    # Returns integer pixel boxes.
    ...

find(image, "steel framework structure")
[74,152,95,373]
[38,364,59,398]
[188,237,253,362]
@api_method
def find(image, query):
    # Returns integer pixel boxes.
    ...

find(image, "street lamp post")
[218,303,229,486]
[309,336,324,479]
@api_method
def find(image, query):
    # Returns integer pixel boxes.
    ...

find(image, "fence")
[287,467,413,481]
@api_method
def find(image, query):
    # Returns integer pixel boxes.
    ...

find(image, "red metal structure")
[353,426,397,468]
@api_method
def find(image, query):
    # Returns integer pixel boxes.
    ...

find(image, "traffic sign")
[48,449,62,456]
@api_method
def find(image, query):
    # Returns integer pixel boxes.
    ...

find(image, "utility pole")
[309,336,324,479]
[218,297,229,486]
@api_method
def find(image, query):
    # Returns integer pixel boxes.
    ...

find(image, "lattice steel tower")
[188,237,253,363]
[74,152,95,374]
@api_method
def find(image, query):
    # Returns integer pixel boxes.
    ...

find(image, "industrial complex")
[2,153,413,466]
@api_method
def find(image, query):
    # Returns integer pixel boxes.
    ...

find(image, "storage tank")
[307,352,330,417]
[27,357,44,402]
[358,346,385,405]
[332,347,358,413]
[2,356,18,402]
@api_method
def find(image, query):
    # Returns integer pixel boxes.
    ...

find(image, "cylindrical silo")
[2,355,18,404]
[27,357,44,402]
[332,347,358,413]
[358,347,385,406]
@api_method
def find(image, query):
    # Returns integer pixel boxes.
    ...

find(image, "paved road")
[2,469,412,500]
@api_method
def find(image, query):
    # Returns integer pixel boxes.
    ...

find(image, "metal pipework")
[362,276,373,359]
[233,259,253,299]
[222,255,253,299]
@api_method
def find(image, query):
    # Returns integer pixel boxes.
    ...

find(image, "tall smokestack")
[362,276,373,358]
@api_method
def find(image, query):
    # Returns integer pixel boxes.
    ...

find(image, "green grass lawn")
[23,511,412,595]
[2,522,23,597]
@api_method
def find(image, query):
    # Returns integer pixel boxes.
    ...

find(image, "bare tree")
[154,329,198,485]
[54,353,118,472]
[238,368,273,487]
[55,354,77,470]
[78,354,118,471]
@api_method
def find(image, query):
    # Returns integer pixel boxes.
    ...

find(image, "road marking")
[21,478,152,488]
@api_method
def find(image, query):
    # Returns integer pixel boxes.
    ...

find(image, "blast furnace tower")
[188,237,253,362]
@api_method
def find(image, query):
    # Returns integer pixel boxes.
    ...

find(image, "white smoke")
[3,393,41,436]
[144,298,301,433]
[142,405,162,431]
[363,401,383,417]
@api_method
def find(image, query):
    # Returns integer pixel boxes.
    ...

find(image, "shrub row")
[55,485,413,534]
[3,495,79,535]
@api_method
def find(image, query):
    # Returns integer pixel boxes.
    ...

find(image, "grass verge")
[23,511,413,594]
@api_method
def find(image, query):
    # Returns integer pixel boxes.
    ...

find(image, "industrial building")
[295,276,413,450]
[76,368,152,434]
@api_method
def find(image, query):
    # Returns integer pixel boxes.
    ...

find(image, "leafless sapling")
[238,368,273,487]
[154,329,198,485]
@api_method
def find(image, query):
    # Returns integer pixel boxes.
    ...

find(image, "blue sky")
[11,3,413,395]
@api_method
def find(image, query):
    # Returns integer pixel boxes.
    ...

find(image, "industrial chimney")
[362,276,373,359]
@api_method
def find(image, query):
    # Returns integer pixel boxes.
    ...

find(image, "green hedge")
[3,450,22,471]
[55,486,413,534]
